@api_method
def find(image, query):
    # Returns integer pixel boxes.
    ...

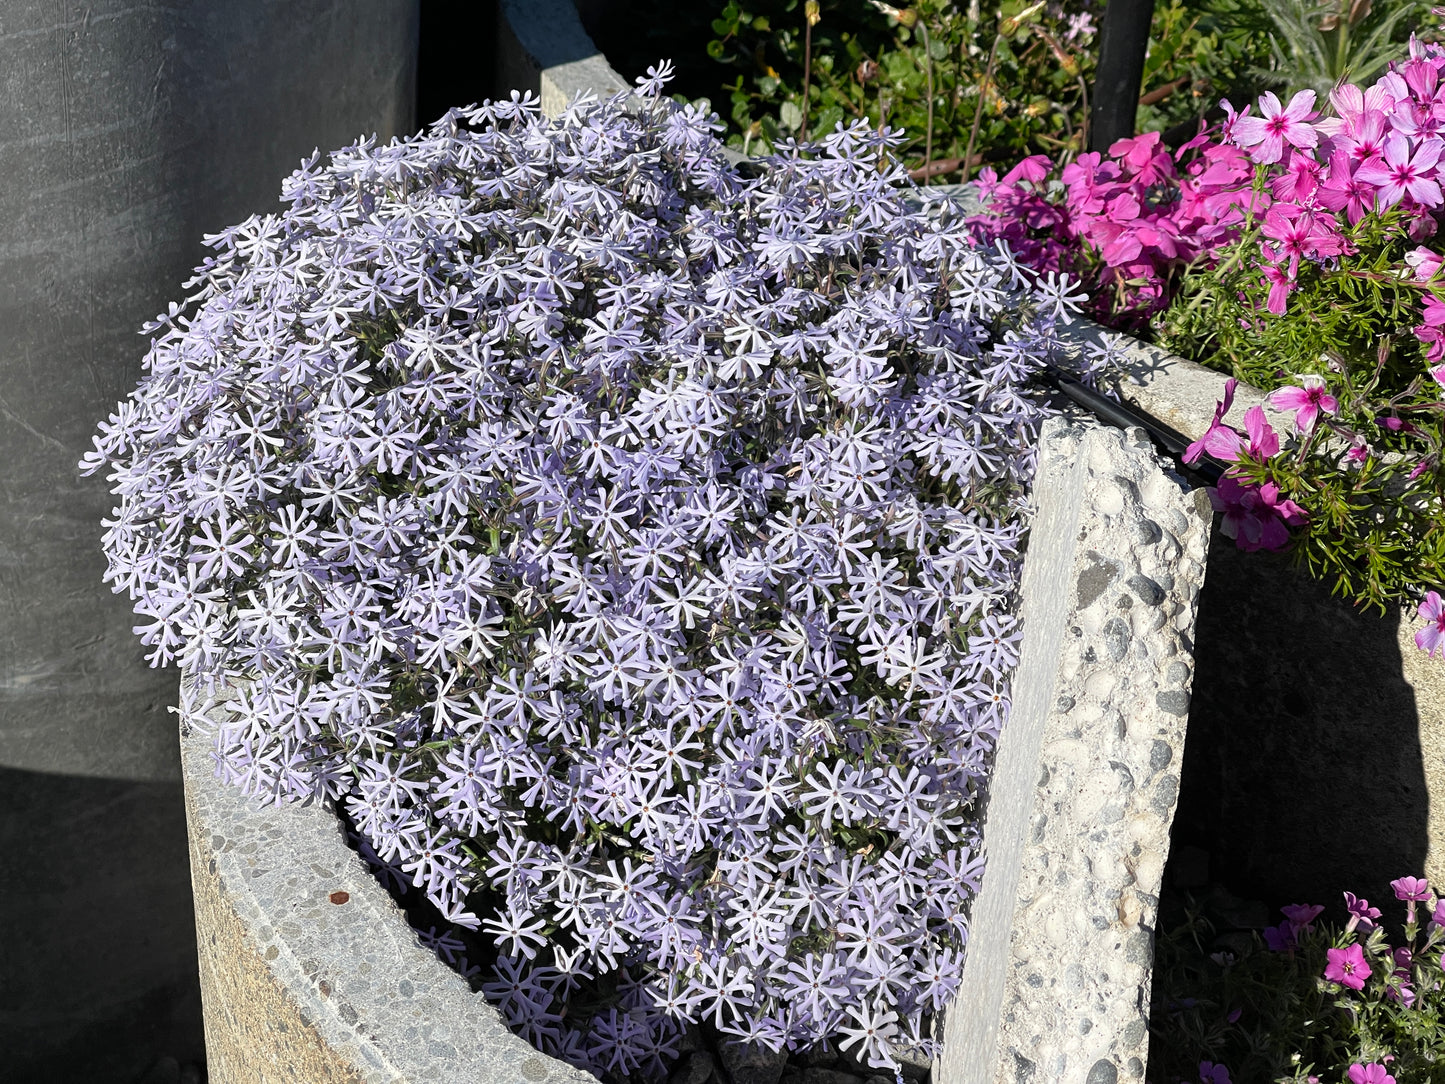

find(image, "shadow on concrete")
[1171,525,1428,919]
[0,766,204,1084]
[418,0,500,128]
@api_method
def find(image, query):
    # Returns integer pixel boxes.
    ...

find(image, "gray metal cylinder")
[0,3,418,1077]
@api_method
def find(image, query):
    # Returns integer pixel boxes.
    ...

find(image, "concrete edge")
[938,418,1214,1084]
[934,416,1090,1081]
[181,711,598,1084]
[495,0,630,118]
[1047,314,1296,447]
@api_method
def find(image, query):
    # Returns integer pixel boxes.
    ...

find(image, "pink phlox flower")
[1409,207,1440,240]
[1417,590,1445,658]
[1020,197,1067,231]
[1406,245,1445,280]
[1408,31,1445,61]
[1392,875,1431,900]
[1110,130,1173,186]
[1416,325,1445,364]
[1127,215,1182,259]
[1196,143,1256,187]
[1268,374,1339,432]
[1261,205,1348,266]
[1345,891,1382,929]
[1321,81,1391,148]
[1063,10,1094,43]
[1199,1061,1232,1084]
[1095,194,1146,265]
[1408,457,1435,482]
[1348,1064,1397,1084]
[1395,98,1445,141]
[1431,895,1445,926]
[1271,150,1324,202]
[1262,262,1296,314]
[1405,56,1441,105]
[1218,98,1250,143]
[1355,134,1443,208]
[1388,947,1415,1010]
[1103,190,1142,224]
[1184,378,1243,463]
[1391,56,1445,137]
[1318,151,1378,224]
[1061,152,1118,214]
[1379,413,1420,434]
[973,166,1001,202]
[1000,154,1051,188]
[1324,942,1372,990]
[1391,946,1414,996]
[1262,921,1297,951]
[1343,114,1390,164]
[1242,404,1280,458]
[1233,90,1320,164]
[1258,480,1307,522]
[1281,903,1324,928]
[1416,296,1445,358]
[1210,476,1306,553]
[1387,980,1418,1008]
[1431,362,1445,390]
[1346,441,1371,467]
[1176,117,1214,157]
[1381,68,1412,108]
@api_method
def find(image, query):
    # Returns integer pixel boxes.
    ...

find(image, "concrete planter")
[184,414,1214,1083]
[179,4,1445,1082]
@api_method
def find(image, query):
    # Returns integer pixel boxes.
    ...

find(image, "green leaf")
[1143,11,1198,84]
[780,99,803,130]
[815,104,845,136]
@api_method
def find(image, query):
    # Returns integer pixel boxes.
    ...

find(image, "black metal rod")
[1038,362,1226,485]
[1089,0,1156,152]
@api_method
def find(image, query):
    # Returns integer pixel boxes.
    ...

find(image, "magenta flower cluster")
[1193,875,1445,1084]
[1177,376,1309,553]
[964,34,1445,371]
[77,66,1098,1079]
[971,40,1445,661]
[964,127,1257,332]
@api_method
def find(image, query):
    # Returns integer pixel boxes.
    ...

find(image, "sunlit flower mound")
[82,64,1094,1080]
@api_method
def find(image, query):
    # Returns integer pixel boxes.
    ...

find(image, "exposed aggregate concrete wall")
[938,419,1212,1084]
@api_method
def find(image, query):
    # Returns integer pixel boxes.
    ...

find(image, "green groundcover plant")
[702,0,1281,177]
[1151,877,1445,1083]
[684,0,1436,181]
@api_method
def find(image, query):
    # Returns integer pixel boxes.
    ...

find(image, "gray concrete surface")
[0,4,418,1078]
[180,706,598,1084]
[494,0,627,116]
[938,420,1212,1084]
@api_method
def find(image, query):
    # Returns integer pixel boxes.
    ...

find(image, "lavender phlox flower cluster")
[81,63,1105,1080]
